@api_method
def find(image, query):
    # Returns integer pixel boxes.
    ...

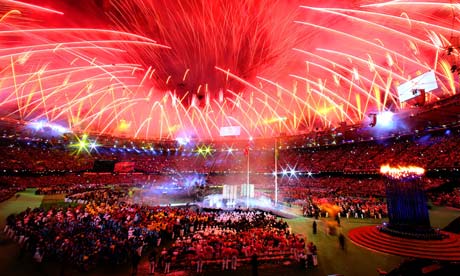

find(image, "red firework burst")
[1,0,460,140]
[104,0,307,105]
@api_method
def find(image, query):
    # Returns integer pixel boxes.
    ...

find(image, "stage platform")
[348,225,460,261]
[197,202,302,219]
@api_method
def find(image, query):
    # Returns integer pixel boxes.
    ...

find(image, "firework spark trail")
[2,58,138,110]
[256,77,334,126]
[0,9,165,132]
[293,20,436,75]
[0,9,21,22]
[313,6,460,96]
[108,0,305,100]
[298,6,457,79]
[4,0,64,15]
[0,66,137,105]
[299,61,380,113]
[361,1,459,8]
[215,64,299,135]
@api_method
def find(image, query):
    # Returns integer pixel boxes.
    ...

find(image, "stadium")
[1,0,460,275]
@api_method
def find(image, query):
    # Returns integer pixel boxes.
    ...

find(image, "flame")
[380,165,425,179]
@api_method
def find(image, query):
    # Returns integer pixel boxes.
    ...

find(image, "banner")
[114,161,135,173]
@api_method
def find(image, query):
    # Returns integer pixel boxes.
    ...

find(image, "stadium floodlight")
[90,142,99,151]
[397,70,437,103]
[219,126,241,137]
[176,137,190,146]
[377,111,394,128]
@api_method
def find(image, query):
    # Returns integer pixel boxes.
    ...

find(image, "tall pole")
[274,138,278,206]
[246,147,250,208]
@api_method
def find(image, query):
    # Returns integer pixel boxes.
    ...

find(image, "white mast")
[274,138,278,206]
[246,146,250,208]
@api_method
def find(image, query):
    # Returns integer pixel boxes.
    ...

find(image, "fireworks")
[0,1,459,139]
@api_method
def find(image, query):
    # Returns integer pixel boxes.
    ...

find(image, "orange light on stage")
[380,165,425,179]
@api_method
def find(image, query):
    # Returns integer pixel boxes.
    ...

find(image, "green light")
[195,145,213,157]
[79,140,87,148]
[70,134,90,155]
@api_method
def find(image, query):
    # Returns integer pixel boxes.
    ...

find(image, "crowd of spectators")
[1,128,460,175]
[64,186,132,206]
[4,187,314,273]
[61,131,460,173]
[158,210,314,273]
[5,202,162,271]
[429,188,460,209]
[0,174,148,192]
[0,170,452,211]
[300,196,387,220]
[0,138,93,172]
[2,117,459,275]
[0,185,24,202]
[277,131,460,173]
[271,177,387,219]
